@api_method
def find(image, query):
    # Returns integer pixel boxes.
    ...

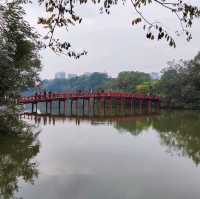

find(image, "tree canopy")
[103,71,152,92]
[0,1,41,103]
[156,52,200,108]
[0,0,42,133]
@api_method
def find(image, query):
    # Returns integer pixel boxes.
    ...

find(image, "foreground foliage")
[0,0,41,132]
[37,0,200,57]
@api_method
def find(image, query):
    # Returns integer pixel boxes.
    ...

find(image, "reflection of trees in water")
[152,111,200,165]
[114,116,154,136]
[115,111,200,165]
[0,126,40,199]
[23,111,200,166]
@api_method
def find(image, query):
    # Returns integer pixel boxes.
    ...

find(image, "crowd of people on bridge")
[33,89,107,99]
[33,89,157,100]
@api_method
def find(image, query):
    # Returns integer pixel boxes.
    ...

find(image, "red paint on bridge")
[18,92,160,104]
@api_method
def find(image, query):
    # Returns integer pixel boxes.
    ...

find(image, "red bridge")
[19,91,160,115]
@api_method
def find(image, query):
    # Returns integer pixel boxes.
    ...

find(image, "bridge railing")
[18,91,160,104]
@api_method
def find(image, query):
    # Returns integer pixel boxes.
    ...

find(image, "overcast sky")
[25,1,200,79]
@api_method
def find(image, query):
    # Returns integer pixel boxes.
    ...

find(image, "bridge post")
[82,99,85,116]
[157,100,161,112]
[31,103,34,113]
[103,98,106,116]
[70,99,73,115]
[109,97,112,115]
[148,100,152,113]
[35,103,38,113]
[120,97,124,114]
[139,100,143,113]
[50,101,52,114]
[99,98,103,114]
[75,99,78,115]
[58,100,61,114]
[93,98,95,116]
[126,98,128,115]
[132,98,135,114]
[130,98,133,114]
[124,98,127,115]
[45,101,48,113]
[87,99,90,116]
[128,98,131,115]
[63,100,66,115]
[97,98,99,114]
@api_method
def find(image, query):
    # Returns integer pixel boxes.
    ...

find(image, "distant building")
[67,74,77,79]
[150,72,160,80]
[55,72,66,79]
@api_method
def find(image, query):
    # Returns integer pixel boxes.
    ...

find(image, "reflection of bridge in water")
[19,92,160,115]
[21,112,160,127]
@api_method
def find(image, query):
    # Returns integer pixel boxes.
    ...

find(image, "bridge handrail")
[18,91,160,104]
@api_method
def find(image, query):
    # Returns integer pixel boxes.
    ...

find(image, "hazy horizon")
[42,70,160,80]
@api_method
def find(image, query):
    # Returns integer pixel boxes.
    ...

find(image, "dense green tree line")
[44,72,110,92]
[104,71,152,93]
[24,71,153,95]
[155,52,200,109]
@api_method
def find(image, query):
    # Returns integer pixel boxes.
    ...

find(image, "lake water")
[1,110,200,199]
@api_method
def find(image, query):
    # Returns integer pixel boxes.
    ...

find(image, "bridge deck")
[19,92,160,104]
